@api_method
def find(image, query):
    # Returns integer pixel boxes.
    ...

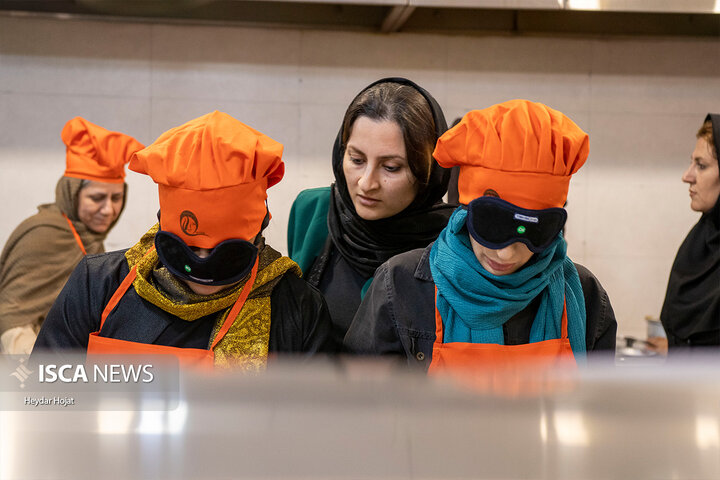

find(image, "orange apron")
[62,213,87,255]
[428,289,577,394]
[87,253,259,370]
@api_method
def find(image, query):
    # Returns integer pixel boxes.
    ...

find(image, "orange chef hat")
[61,117,144,183]
[130,111,284,248]
[433,99,589,210]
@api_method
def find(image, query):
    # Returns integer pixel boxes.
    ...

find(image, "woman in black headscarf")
[287,78,456,346]
[660,114,720,348]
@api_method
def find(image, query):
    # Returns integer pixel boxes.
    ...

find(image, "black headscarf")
[306,77,456,284]
[660,113,720,346]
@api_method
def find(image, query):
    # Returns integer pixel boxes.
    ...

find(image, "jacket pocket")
[396,325,434,369]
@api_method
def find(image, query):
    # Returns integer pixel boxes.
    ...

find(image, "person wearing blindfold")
[33,111,334,369]
[345,100,617,373]
[287,78,456,347]
[659,114,720,350]
[0,117,142,355]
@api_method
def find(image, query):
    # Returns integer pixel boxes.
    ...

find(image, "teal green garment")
[287,187,331,275]
[429,208,587,359]
[288,187,375,299]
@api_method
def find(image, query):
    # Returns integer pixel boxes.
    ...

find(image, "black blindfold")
[466,197,566,253]
[155,231,258,287]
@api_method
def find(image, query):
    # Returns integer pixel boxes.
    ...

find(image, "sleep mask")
[466,196,566,253]
[155,230,258,286]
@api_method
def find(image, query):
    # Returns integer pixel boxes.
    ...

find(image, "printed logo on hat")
[180,210,206,237]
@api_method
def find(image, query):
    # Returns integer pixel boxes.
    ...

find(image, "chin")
[186,283,226,296]
[354,205,381,221]
[88,225,110,234]
[690,202,706,213]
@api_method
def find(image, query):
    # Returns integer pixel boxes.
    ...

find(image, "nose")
[682,163,695,184]
[357,164,380,192]
[494,244,520,261]
[99,198,114,216]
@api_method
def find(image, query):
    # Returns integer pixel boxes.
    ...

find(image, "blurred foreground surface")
[2,353,720,479]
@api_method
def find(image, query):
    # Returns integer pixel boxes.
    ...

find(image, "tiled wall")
[1,16,718,338]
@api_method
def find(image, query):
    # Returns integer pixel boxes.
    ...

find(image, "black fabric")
[314,77,457,280]
[661,113,720,347]
[344,245,617,369]
[466,197,567,253]
[325,187,457,278]
[155,231,258,286]
[316,247,368,347]
[32,250,336,355]
[447,166,460,205]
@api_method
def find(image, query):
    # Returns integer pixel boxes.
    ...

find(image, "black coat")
[33,250,335,355]
[344,245,617,369]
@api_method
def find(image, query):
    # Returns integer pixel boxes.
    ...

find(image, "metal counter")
[2,355,719,479]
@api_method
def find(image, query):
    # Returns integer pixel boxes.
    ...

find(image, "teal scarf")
[429,208,586,359]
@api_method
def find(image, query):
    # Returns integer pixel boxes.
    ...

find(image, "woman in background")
[0,117,143,354]
[660,114,720,349]
[287,78,456,346]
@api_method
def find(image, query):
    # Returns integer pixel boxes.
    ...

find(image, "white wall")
[1,16,719,338]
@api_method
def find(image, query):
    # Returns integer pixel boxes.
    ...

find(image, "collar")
[414,243,435,282]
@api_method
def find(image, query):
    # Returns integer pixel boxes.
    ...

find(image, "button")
[416,352,425,361]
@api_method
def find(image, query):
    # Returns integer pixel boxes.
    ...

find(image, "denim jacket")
[344,244,617,370]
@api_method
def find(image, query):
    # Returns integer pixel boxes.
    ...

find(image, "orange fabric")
[87,253,259,370]
[61,213,87,255]
[157,183,268,247]
[61,117,144,184]
[87,334,215,369]
[432,99,588,209]
[428,289,577,395]
[130,111,284,247]
[209,259,259,350]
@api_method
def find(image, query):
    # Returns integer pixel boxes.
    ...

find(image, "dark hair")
[341,82,436,187]
[697,120,717,160]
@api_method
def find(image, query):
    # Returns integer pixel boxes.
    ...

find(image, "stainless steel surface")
[3,356,720,479]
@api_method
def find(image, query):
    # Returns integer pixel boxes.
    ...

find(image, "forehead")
[347,117,404,149]
[81,180,125,195]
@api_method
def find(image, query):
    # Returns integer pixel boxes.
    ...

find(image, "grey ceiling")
[1,0,719,36]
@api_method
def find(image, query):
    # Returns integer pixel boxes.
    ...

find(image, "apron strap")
[210,257,259,350]
[99,264,139,331]
[560,298,569,340]
[98,247,156,331]
[433,286,444,343]
[62,213,87,255]
[96,248,259,356]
